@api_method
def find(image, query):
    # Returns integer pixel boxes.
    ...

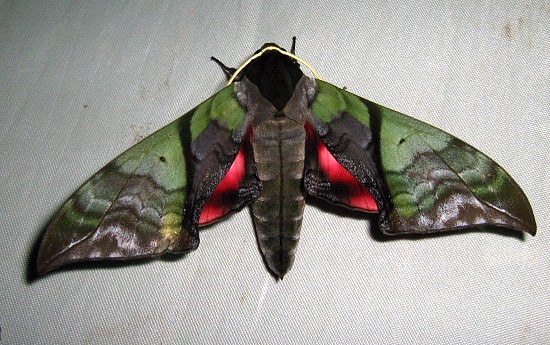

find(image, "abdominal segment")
[251,118,306,279]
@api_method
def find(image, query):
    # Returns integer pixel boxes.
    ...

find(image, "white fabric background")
[1,1,548,344]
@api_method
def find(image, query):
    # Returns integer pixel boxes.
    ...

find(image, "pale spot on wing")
[418,214,431,227]
[428,168,456,181]
[89,224,141,257]
[116,195,144,212]
[87,250,102,259]
[160,213,181,240]
[437,194,468,224]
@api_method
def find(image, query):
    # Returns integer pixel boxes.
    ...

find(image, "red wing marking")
[316,138,378,212]
[199,149,246,225]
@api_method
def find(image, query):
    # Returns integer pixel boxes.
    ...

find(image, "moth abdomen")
[251,119,306,278]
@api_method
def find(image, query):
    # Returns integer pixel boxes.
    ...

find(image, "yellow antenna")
[226,46,324,85]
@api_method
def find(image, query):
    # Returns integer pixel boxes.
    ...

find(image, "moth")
[37,39,536,279]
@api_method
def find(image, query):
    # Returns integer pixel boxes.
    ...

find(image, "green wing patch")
[311,79,536,235]
[37,85,246,274]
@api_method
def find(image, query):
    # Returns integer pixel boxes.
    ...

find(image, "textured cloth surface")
[1,1,548,344]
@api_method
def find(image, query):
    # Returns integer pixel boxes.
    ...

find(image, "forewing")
[37,85,249,274]
[309,79,536,235]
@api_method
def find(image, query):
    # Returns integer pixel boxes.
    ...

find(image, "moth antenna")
[290,36,297,54]
[211,56,236,80]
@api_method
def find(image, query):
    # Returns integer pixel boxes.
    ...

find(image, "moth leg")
[237,176,262,202]
[303,168,332,199]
